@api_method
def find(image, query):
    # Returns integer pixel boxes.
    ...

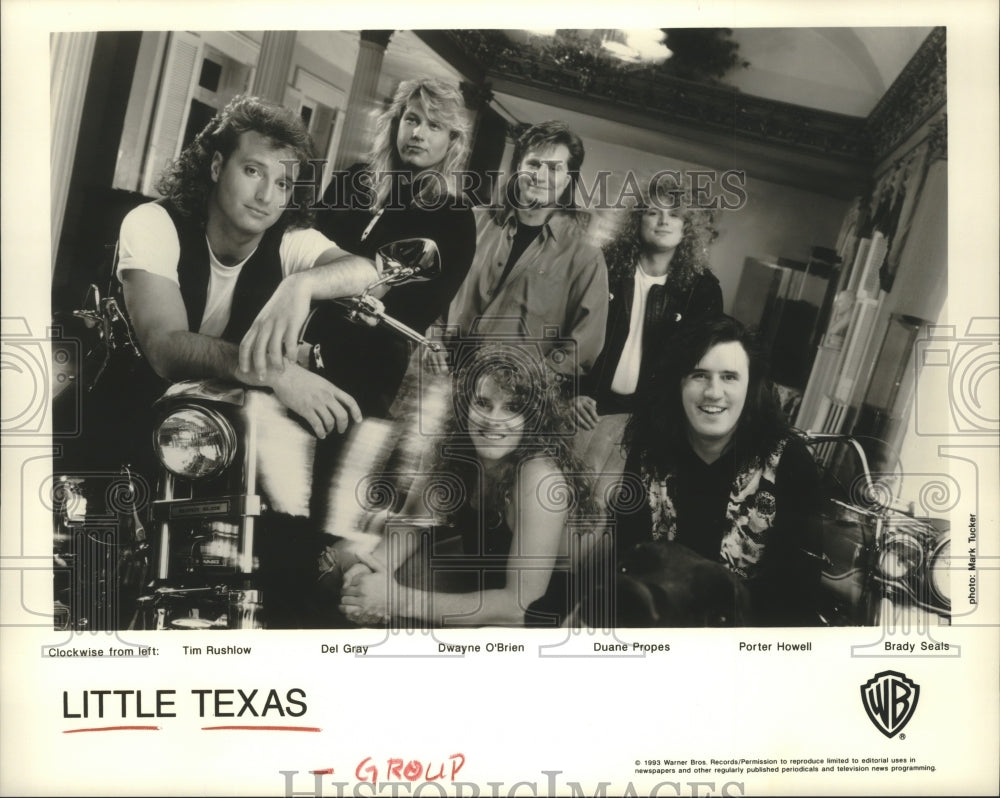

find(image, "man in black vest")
[118,95,378,439]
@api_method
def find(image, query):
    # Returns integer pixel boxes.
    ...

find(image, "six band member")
[118,95,378,439]
[443,121,608,380]
[617,315,823,626]
[313,77,477,418]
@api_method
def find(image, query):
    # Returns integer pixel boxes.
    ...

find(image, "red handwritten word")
[355,753,465,784]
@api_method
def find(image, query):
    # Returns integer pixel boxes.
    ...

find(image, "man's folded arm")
[238,245,380,377]
[121,269,247,383]
[121,268,361,438]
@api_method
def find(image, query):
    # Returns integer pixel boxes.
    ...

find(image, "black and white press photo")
[45,25,954,632]
[2,4,997,796]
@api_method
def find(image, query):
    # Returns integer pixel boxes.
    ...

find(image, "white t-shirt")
[116,202,336,337]
[610,263,668,396]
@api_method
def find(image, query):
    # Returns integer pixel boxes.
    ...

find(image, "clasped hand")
[269,362,362,438]
[574,395,599,431]
[238,275,366,438]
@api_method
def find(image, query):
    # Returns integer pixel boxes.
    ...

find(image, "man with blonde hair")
[314,77,477,417]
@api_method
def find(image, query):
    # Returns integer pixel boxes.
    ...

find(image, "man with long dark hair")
[444,121,609,379]
[118,94,378,438]
[618,315,823,626]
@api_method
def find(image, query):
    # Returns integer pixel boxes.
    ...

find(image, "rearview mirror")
[375,237,441,286]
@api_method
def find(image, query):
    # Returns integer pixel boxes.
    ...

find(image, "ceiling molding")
[865,27,947,163]
[413,28,944,198]
[440,30,871,164]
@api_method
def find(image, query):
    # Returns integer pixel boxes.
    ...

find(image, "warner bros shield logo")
[860,671,921,738]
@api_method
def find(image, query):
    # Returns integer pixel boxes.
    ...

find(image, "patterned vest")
[646,439,788,579]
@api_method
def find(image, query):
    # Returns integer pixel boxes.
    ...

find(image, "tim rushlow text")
[62,688,307,718]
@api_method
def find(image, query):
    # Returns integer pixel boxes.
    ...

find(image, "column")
[50,32,98,263]
[251,31,297,105]
[333,30,393,171]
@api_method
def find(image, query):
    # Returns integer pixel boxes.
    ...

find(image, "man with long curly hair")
[572,178,722,514]
[338,344,600,627]
[117,95,378,438]
[580,177,722,424]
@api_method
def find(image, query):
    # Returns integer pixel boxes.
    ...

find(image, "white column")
[251,31,297,105]
[334,30,393,171]
[50,32,97,266]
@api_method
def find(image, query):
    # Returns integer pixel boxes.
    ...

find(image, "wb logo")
[860,671,920,738]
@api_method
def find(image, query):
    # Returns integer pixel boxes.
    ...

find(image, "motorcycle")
[592,430,952,629]
[52,238,446,631]
[803,432,951,627]
[51,281,153,631]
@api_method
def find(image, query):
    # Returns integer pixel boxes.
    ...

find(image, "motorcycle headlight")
[153,406,236,479]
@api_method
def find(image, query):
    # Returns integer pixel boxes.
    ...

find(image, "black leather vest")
[158,200,285,343]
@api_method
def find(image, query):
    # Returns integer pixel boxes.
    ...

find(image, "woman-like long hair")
[156,94,317,230]
[428,345,597,522]
[602,178,717,290]
[366,78,471,212]
[626,315,791,479]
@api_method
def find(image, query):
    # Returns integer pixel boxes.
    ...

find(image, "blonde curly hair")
[602,175,718,291]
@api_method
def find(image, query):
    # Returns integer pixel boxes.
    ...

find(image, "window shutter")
[141,32,204,196]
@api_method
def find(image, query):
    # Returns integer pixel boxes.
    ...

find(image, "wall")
[288,37,355,99]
